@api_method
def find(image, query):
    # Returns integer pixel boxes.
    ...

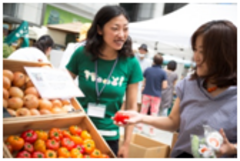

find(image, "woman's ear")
[97,25,102,35]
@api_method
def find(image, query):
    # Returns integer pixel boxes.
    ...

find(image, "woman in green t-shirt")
[66,5,143,157]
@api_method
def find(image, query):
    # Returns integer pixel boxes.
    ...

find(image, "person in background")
[159,60,178,116]
[66,5,143,157]
[114,20,237,158]
[134,44,152,110]
[135,44,152,72]
[137,54,167,136]
[7,35,54,63]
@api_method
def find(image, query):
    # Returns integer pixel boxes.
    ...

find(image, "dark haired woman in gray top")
[114,20,237,158]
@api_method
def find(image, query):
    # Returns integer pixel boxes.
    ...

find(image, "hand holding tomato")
[113,110,143,126]
[113,111,130,124]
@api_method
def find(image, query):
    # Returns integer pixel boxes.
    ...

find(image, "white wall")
[18,3,43,25]
[49,3,119,20]
[153,3,164,18]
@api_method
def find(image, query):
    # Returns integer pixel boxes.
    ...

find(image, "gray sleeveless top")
[171,76,237,157]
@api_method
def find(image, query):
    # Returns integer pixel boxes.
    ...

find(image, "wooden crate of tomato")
[3,113,116,158]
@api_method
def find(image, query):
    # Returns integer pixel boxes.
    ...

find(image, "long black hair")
[85,5,134,61]
[34,35,54,54]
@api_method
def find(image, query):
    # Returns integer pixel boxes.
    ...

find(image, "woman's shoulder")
[122,55,138,63]
[176,76,196,88]
[73,46,91,59]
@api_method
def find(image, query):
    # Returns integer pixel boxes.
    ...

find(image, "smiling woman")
[114,20,237,158]
[66,5,143,157]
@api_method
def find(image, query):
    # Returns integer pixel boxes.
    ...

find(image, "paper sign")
[24,67,85,99]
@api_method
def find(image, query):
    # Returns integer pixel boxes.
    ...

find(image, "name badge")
[87,103,106,118]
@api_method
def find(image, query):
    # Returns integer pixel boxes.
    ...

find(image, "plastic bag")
[191,125,223,158]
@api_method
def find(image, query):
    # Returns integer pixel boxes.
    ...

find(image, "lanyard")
[95,57,118,104]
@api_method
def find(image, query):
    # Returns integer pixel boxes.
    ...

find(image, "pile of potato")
[3,69,73,117]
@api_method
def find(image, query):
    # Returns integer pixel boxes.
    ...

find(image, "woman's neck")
[99,45,118,60]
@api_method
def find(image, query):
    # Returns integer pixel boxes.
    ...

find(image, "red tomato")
[74,144,85,154]
[113,112,129,124]
[69,125,82,136]
[46,139,60,151]
[23,142,34,153]
[16,151,31,158]
[32,151,45,158]
[61,137,75,151]
[49,128,63,141]
[21,129,38,144]
[62,130,72,138]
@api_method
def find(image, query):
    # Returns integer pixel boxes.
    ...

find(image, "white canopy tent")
[129,3,237,61]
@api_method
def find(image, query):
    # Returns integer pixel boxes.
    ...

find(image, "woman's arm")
[141,97,180,132]
[118,82,139,157]
[119,97,181,132]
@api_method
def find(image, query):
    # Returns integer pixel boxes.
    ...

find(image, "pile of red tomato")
[5,126,110,158]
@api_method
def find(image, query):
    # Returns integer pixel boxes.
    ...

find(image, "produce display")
[4,125,110,158]
[3,69,74,117]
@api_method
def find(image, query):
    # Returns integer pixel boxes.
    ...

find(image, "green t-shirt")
[66,46,143,140]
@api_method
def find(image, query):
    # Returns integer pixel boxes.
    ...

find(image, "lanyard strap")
[95,58,118,103]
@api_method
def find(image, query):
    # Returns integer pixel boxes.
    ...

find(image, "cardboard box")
[119,133,170,158]
[3,113,116,158]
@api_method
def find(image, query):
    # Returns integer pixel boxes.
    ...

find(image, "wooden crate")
[3,97,85,122]
[3,59,52,74]
[3,113,116,158]
[3,59,85,121]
